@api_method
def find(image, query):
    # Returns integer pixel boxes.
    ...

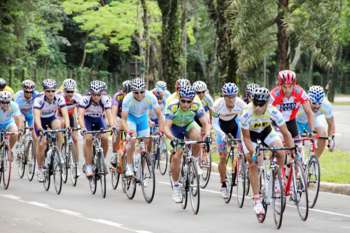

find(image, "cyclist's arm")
[78,107,86,129]
[279,123,294,148]
[111,103,118,119]
[212,116,225,138]
[242,128,254,155]
[326,116,336,137]
[164,119,174,140]
[60,107,70,128]
[155,106,164,132]
[199,115,210,138]
[120,111,128,131]
[34,109,42,130]
[105,108,115,128]
[303,101,315,131]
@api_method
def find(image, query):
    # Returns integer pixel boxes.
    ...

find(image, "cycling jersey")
[150,89,166,121]
[112,91,125,117]
[165,99,205,127]
[56,92,81,117]
[15,90,40,116]
[0,101,21,129]
[200,93,214,112]
[79,95,112,118]
[33,94,66,118]
[240,103,285,133]
[270,85,308,121]
[165,92,203,109]
[164,90,171,100]
[122,90,159,118]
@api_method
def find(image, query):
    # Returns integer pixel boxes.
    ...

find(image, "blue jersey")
[0,101,21,126]
[15,90,40,117]
[122,90,159,118]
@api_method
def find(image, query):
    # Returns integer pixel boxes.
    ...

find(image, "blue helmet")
[308,85,325,104]
[155,81,167,91]
[179,85,195,100]
[222,82,238,96]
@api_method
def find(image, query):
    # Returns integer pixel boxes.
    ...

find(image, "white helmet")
[42,79,57,90]
[90,80,104,94]
[22,79,35,91]
[131,77,145,91]
[0,91,12,102]
[63,79,76,91]
[193,81,207,93]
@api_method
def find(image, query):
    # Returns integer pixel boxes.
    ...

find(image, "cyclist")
[78,80,115,177]
[270,70,314,138]
[0,91,22,161]
[212,82,247,198]
[120,77,164,177]
[155,80,171,100]
[150,81,167,128]
[0,78,14,96]
[110,80,131,169]
[59,79,81,174]
[33,79,70,182]
[193,80,214,119]
[240,87,295,219]
[164,85,210,203]
[243,83,260,104]
[297,85,336,156]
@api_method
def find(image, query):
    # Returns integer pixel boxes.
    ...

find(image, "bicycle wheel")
[200,150,212,189]
[158,137,168,176]
[125,175,137,199]
[53,149,63,195]
[69,149,78,187]
[180,164,188,210]
[26,140,36,182]
[224,153,234,204]
[111,165,120,190]
[272,168,284,229]
[189,160,200,215]
[97,152,107,198]
[245,162,250,196]
[43,153,51,191]
[17,144,26,179]
[307,155,320,208]
[141,154,156,203]
[2,146,12,190]
[292,160,309,221]
[235,155,247,208]
[61,143,69,184]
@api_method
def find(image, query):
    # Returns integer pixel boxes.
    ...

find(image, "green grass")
[320,150,350,184]
[210,149,350,184]
[333,101,350,106]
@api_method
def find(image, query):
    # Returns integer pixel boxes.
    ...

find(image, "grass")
[333,101,350,106]
[210,149,350,184]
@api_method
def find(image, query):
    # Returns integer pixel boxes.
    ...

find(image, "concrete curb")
[210,162,350,196]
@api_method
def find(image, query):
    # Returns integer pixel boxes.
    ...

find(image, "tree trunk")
[276,0,289,71]
[141,0,150,81]
[180,0,187,78]
[158,0,182,90]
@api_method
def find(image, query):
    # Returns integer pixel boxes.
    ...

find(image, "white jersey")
[297,98,333,124]
[212,97,247,121]
[33,94,66,118]
[240,103,285,133]
[79,95,112,118]
[122,90,159,118]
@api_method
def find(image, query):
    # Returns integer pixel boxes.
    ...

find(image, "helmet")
[22,79,35,91]
[308,85,325,105]
[131,77,145,91]
[252,87,270,103]
[63,79,76,91]
[193,81,207,93]
[278,70,296,85]
[122,80,131,93]
[155,81,167,91]
[179,85,195,100]
[175,78,190,91]
[42,79,57,90]
[0,91,12,102]
[0,78,7,89]
[245,83,260,97]
[222,82,239,96]
[100,81,107,91]
[90,80,104,94]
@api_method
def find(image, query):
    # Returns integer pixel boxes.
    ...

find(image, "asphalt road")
[333,105,350,151]
[1,163,350,233]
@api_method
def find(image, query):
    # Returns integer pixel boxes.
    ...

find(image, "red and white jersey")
[270,85,309,122]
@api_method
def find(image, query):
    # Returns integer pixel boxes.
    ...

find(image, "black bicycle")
[62,127,80,186]
[0,130,15,190]
[83,129,112,199]
[150,127,168,176]
[41,128,66,195]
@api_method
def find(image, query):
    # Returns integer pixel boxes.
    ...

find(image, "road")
[333,105,350,151]
[1,164,350,233]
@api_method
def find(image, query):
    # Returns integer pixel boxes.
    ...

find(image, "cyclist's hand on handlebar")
[328,135,335,152]
[170,138,178,148]
[80,128,87,136]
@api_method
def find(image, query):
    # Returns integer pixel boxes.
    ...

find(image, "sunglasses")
[180,99,192,104]
[253,100,267,107]
[92,93,101,97]
[311,102,321,106]
[0,101,10,104]
[24,91,33,94]
[133,91,145,95]
[65,90,74,94]
[45,90,56,93]
[196,91,205,94]
[224,95,236,98]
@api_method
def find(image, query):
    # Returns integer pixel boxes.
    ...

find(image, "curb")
[211,162,350,196]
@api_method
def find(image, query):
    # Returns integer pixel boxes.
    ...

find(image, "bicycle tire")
[293,160,309,221]
[97,151,107,198]
[200,150,212,189]
[2,146,12,190]
[236,155,247,208]
[272,168,284,229]
[17,144,26,179]
[43,151,51,191]
[61,143,69,184]
[225,152,234,204]
[141,154,156,203]
[26,140,36,182]
[189,160,200,215]
[53,149,63,195]
[307,155,320,208]
[158,137,168,176]
[111,167,120,190]
[69,148,78,187]
[180,163,188,210]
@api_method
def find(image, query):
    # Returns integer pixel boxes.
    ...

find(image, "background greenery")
[1,0,350,98]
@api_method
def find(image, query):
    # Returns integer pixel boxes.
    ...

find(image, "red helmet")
[277,70,296,85]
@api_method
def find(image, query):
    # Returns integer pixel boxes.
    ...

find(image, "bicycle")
[295,133,329,208]
[224,134,248,208]
[254,140,288,229]
[83,128,112,199]
[15,126,36,182]
[150,126,168,176]
[41,128,66,195]
[110,129,124,190]
[169,138,210,215]
[121,135,156,203]
[0,130,16,190]
[198,138,212,189]
[62,127,80,186]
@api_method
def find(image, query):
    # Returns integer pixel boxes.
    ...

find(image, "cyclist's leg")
[170,125,185,183]
[264,130,285,168]
[136,113,151,151]
[242,140,259,196]
[35,117,51,169]
[51,118,63,148]
[315,116,327,158]
[186,121,201,157]
[216,131,227,184]
[5,122,19,161]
